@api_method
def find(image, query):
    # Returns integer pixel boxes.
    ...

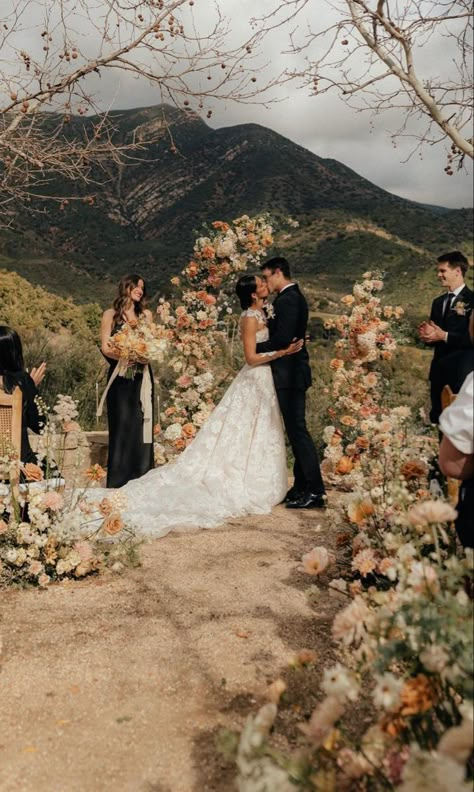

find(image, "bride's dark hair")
[235,274,258,310]
[112,273,148,328]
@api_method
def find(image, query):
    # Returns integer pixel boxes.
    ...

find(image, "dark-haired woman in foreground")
[0,326,46,464]
[90,274,301,536]
[100,274,155,487]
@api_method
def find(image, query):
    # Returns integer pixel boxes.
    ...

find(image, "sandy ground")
[0,502,338,792]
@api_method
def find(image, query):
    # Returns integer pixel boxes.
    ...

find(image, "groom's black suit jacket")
[428,284,474,392]
[255,283,312,390]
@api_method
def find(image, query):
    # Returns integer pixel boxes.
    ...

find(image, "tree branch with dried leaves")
[0,0,277,216]
[255,0,473,166]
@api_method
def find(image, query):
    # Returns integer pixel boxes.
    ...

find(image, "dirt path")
[0,504,338,792]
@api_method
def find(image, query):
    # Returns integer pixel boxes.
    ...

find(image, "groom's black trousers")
[276,388,325,495]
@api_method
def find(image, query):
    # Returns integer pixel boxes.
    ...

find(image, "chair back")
[440,385,460,505]
[0,386,22,456]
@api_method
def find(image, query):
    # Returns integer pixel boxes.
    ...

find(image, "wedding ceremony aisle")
[0,502,340,792]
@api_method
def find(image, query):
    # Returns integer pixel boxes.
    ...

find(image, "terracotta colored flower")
[85,464,106,482]
[347,498,375,525]
[330,358,344,370]
[174,438,186,450]
[24,463,43,482]
[400,460,428,481]
[355,436,369,449]
[102,513,124,536]
[399,674,437,716]
[153,424,162,436]
[335,456,353,475]
[182,423,196,438]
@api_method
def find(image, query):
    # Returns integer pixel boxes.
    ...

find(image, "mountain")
[0,104,472,309]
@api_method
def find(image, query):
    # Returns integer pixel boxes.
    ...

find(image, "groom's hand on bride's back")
[285,338,304,356]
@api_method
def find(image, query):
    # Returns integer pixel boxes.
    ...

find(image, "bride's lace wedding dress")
[91,311,288,537]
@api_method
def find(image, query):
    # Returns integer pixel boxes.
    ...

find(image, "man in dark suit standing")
[256,256,326,509]
[418,251,474,423]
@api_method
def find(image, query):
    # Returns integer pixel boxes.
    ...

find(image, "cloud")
[4,0,473,209]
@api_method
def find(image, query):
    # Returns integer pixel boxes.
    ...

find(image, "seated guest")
[0,325,46,464]
[418,251,474,423]
[438,316,474,549]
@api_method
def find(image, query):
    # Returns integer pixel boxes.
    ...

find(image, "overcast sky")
[6,0,473,209]
[93,0,473,209]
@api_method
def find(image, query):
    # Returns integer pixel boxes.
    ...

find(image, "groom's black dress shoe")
[281,488,303,504]
[285,492,326,510]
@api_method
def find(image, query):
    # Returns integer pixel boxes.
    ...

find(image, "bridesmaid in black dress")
[100,274,155,488]
[0,325,47,465]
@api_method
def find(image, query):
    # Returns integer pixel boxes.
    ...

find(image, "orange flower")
[201,245,215,260]
[330,358,344,370]
[341,415,358,427]
[85,464,106,482]
[174,438,186,450]
[347,498,375,525]
[335,456,353,475]
[182,423,196,438]
[399,675,437,716]
[355,436,369,449]
[102,513,124,536]
[400,461,428,481]
[24,463,43,482]
[153,424,162,436]
[211,221,230,231]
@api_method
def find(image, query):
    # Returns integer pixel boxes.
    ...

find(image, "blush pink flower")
[302,547,331,576]
[41,491,64,512]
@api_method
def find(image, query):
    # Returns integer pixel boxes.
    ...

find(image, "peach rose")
[102,513,124,536]
[24,463,43,482]
[174,438,186,450]
[98,498,113,517]
[182,423,196,438]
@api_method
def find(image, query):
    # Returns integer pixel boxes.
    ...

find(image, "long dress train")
[91,324,288,536]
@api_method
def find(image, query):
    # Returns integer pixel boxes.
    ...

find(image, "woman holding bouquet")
[100,274,155,487]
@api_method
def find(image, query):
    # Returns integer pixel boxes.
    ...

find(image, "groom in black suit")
[256,256,326,509]
[418,250,474,423]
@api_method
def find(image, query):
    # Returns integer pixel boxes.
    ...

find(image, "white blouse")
[439,372,474,454]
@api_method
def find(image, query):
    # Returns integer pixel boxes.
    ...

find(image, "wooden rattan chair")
[441,384,460,505]
[0,386,23,491]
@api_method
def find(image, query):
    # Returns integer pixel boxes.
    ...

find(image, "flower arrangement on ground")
[0,395,139,587]
[230,274,473,791]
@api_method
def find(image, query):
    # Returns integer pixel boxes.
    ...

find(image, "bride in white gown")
[91,274,302,537]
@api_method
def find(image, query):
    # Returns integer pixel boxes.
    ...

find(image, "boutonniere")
[265,303,275,320]
[453,300,469,316]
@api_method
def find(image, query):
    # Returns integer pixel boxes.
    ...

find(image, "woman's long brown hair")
[112,273,148,329]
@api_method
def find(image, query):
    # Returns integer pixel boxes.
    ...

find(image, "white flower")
[328,577,347,595]
[419,644,450,674]
[332,596,370,645]
[322,663,360,702]
[373,673,403,711]
[164,423,183,441]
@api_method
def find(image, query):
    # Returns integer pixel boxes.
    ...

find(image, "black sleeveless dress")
[104,324,155,488]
